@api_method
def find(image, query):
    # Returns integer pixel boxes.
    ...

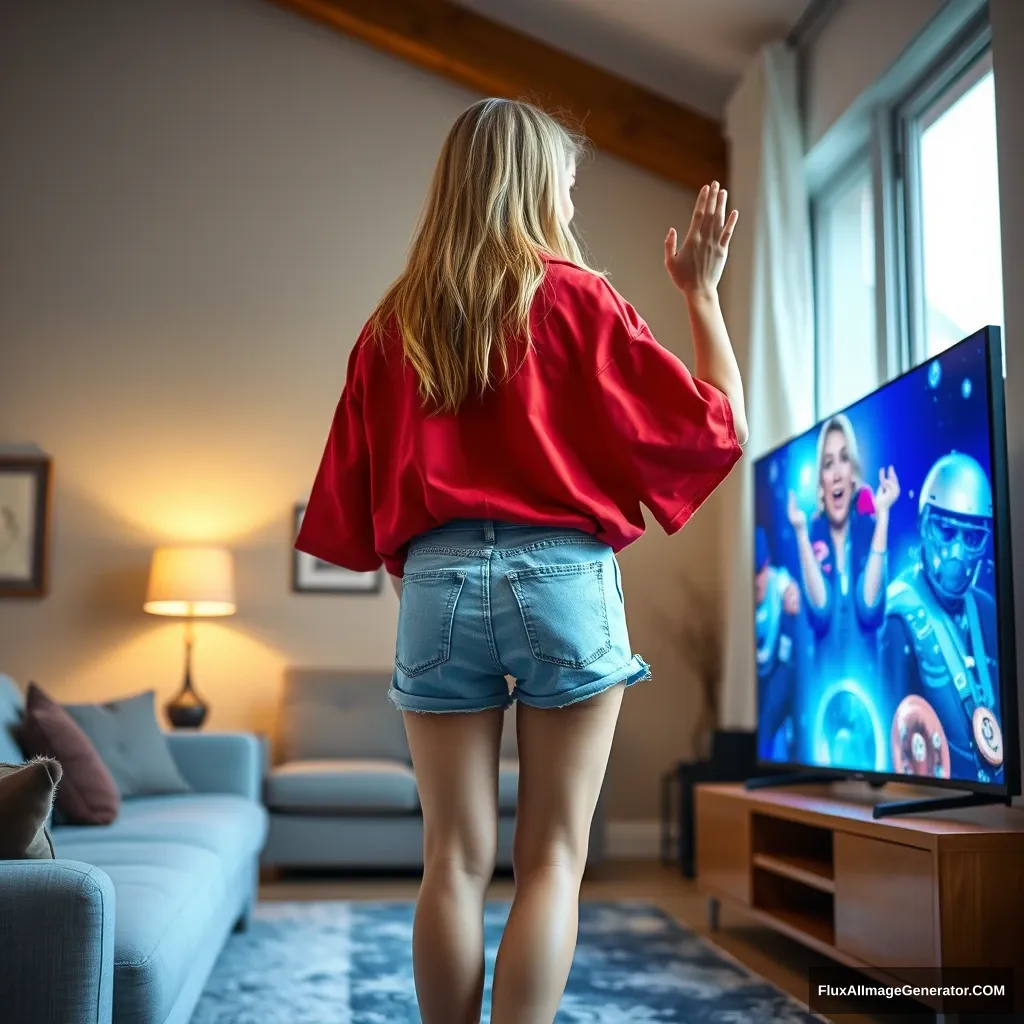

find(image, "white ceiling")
[455,0,815,119]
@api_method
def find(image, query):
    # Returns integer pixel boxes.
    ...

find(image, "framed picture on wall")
[0,453,52,598]
[291,502,383,594]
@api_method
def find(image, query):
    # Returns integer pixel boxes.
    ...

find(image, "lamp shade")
[144,546,236,617]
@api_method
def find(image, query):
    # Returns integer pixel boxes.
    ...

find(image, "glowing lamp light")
[144,547,236,617]
[144,546,236,728]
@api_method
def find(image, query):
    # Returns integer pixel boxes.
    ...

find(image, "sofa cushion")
[498,758,519,812]
[0,757,60,858]
[277,670,410,762]
[266,758,419,813]
[52,794,266,1024]
[53,793,266,872]
[62,690,192,798]
[59,836,223,1024]
[20,683,121,824]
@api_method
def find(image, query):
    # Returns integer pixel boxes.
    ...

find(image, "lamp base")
[166,681,208,730]
[167,621,209,729]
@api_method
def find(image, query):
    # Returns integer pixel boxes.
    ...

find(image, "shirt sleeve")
[294,343,382,573]
[593,295,743,535]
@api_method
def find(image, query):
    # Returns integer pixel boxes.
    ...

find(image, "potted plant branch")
[659,572,764,876]
[670,573,723,761]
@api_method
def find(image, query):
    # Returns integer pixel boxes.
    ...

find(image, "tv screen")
[753,327,1016,792]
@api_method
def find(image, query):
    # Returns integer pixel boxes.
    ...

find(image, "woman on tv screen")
[787,414,900,690]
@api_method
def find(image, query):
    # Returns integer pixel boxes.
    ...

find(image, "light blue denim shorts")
[388,520,651,713]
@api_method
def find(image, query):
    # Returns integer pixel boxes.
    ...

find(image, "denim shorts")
[388,520,651,713]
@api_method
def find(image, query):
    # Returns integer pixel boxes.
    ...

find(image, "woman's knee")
[512,832,588,882]
[424,828,498,883]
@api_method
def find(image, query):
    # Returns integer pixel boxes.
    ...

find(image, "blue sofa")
[0,675,269,1024]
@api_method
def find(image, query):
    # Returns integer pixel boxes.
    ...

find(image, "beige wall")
[0,0,727,821]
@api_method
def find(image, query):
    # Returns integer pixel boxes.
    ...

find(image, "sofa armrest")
[166,731,263,801]
[0,860,116,1024]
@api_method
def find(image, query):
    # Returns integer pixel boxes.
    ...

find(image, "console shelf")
[696,782,1024,1012]
[750,851,835,893]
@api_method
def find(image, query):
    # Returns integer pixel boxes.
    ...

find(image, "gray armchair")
[260,668,606,871]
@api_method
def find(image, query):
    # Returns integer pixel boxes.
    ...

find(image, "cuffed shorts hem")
[514,654,652,710]
[387,685,515,714]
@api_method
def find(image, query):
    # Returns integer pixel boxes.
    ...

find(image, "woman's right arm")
[581,183,751,537]
[683,288,748,446]
[665,182,749,445]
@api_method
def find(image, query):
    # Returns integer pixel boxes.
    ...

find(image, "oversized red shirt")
[296,254,742,577]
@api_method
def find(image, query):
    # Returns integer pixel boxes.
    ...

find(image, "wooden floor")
[260,859,910,1024]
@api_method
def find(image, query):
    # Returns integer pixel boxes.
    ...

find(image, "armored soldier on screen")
[754,526,801,760]
[881,452,1003,783]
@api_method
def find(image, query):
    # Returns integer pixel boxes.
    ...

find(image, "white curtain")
[717,42,816,729]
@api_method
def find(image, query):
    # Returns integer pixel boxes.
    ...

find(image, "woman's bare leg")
[491,683,624,1024]
[402,706,505,1024]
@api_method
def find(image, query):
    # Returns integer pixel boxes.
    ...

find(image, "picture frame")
[0,454,52,598]
[291,502,383,594]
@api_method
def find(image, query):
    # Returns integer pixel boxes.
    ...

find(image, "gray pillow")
[0,757,61,858]
[63,690,192,797]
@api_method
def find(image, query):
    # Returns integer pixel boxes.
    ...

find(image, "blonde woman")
[787,414,900,686]
[297,98,747,1024]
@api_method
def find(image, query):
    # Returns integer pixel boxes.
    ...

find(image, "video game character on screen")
[754,526,800,760]
[881,451,1004,784]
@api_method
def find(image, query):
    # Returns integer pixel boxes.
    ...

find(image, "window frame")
[892,15,995,369]
[807,5,998,416]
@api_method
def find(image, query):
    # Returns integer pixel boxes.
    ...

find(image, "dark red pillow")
[19,683,120,825]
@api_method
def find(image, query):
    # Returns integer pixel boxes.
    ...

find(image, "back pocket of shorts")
[396,569,467,677]
[507,562,612,669]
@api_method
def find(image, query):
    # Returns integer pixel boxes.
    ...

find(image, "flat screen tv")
[751,326,1019,815]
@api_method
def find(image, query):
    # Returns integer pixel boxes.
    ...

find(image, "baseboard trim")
[605,819,662,860]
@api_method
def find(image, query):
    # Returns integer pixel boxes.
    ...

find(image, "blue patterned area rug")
[192,900,824,1023]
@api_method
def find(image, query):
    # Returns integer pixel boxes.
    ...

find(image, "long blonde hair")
[368,98,602,413]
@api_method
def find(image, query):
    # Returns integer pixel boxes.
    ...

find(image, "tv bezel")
[752,325,1020,798]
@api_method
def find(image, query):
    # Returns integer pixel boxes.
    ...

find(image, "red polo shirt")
[296,255,742,577]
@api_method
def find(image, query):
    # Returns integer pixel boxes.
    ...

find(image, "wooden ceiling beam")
[268,0,728,192]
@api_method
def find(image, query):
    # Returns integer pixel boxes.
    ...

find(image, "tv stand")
[873,789,1012,819]
[744,770,840,790]
[695,783,1024,1014]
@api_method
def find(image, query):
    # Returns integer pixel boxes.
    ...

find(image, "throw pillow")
[20,684,121,825]
[63,689,192,798]
[0,757,62,858]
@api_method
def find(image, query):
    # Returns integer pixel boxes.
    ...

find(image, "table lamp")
[144,546,236,728]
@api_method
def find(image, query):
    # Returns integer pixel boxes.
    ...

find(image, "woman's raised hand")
[874,466,901,515]
[664,181,738,297]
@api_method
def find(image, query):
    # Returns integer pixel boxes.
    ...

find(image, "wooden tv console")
[695,782,1024,1012]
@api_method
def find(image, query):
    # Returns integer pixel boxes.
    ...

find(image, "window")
[901,47,1003,362]
[807,7,1003,406]
[813,161,878,416]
